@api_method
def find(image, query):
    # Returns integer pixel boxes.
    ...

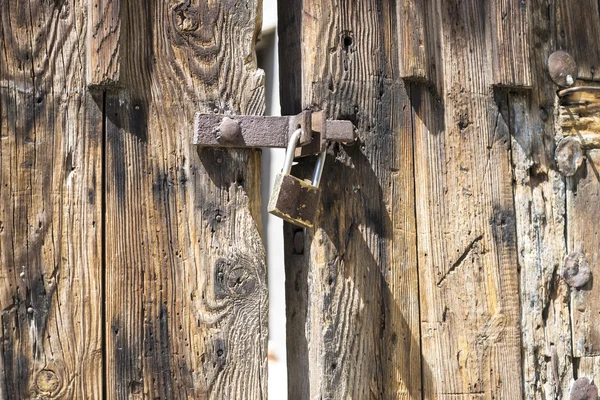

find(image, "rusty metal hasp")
[193,110,355,156]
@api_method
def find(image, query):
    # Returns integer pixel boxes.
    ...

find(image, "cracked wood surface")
[0,1,103,398]
[98,1,267,399]
[280,0,421,398]
[1,0,267,398]
[560,90,600,381]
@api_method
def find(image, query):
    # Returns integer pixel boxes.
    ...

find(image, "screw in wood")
[562,250,591,288]
[218,117,241,142]
[548,50,578,87]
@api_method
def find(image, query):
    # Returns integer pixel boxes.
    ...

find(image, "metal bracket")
[193,110,355,156]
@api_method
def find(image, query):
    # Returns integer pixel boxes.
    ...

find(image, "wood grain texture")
[280,0,421,398]
[101,1,267,399]
[556,0,600,81]
[511,95,572,399]
[0,0,103,398]
[397,0,430,82]
[508,0,575,397]
[488,0,532,87]
[413,0,523,398]
[87,0,122,86]
[567,148,600,361]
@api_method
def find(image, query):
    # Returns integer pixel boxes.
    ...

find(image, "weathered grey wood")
[568,149,600,361]
[280,0,421,398]
[556,0,600,81]
[0,1,103,398]
[559,89,600,378]
[87,0,123,86]
[397,0,430,81]
[511,94,572,399]
[413,1,524,397]
[489,0,532,87]
[507,0,575,397]
[100,1,268,398]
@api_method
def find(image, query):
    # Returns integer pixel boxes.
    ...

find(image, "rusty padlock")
[268,129,326,228]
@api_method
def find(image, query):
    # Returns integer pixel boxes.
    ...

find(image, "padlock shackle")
[312,151,327,187]
[282,128,302,174]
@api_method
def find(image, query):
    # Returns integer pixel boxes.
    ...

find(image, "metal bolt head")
[555,137,584,177]
[570,376,598,400]
[218,117,241,142]
[563,251,591,288]
[548,51,578,87]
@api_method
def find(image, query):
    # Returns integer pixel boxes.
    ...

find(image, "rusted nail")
[548,51,577,87]
[570,376,598,400]
[293,230,304,254]
[217,117,241,142]
[563,251,591,288]
[555,137,584,177]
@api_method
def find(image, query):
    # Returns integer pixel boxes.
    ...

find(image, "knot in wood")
[563,251,591,288]
[570,376,598,400]
[555,137,584,176]
[218,117,241,142]
[214,255,258,299]
[548,51,578,87]
[173,5,199,32]
[35,369,62,397]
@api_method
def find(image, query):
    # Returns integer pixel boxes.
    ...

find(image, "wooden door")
[1,1,267,398]
[279,0,600,399]
[3,0,600,399]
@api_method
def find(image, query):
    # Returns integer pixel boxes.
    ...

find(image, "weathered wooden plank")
[510,94,572,399]
[87,0,122,86]
[0,1,103,398]
[413,0,523,398]
[556,0,600,81]
[505,0,575,396]
[488,0,532,87]
[397,0,429,81]
[101,1,267,398]
[280,0,421,398]
[567,148,600,360]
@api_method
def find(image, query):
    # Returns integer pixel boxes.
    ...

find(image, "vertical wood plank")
[0,1,103,398]
[102,1,267,398]
[511,95,572,399]
[397,0,429,81]
[488,0,532,87]
[280,0,421,398]
[87,0,122,86]
[556,0,600,81]
[413,0,523,397]
[568,149,600,364]
[507,0,574,397]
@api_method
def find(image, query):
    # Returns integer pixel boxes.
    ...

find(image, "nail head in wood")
[218,117,241,142]
[548,51,578,87]
[570,376,598,400]
[562,250,591,288]
[555,137,584,177]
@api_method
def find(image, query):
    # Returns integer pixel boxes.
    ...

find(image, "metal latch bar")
[193,110,354,155]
